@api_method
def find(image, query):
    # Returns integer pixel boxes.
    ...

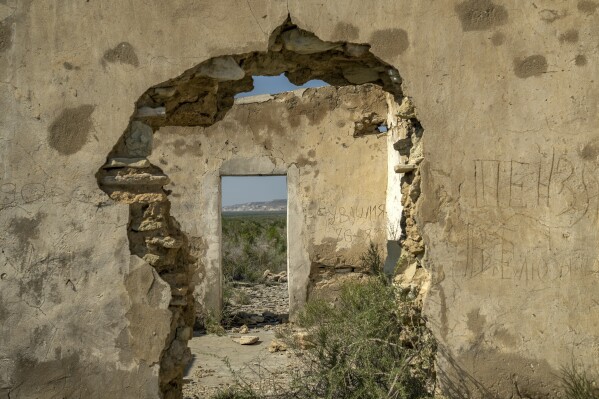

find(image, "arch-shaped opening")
[95,17,426,398]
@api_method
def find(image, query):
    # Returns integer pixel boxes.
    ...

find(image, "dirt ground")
[184,280,297,398]
[183,328,299,398]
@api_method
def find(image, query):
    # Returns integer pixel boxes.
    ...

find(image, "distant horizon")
[222,198,287,208]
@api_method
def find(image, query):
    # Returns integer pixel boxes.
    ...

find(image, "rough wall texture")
[91,17,403,397]
[151,85,389,319]
[1,0,598,398]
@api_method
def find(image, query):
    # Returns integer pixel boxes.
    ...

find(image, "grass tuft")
[561,364,599,399]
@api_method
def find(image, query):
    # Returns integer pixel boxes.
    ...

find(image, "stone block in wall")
[197,56,245,81]
[281,28,341,54]
[126,121,153,157]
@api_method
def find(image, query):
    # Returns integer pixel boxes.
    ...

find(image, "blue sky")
[221,176,288,206]
[235,73,328,98]
[222,75,327,206]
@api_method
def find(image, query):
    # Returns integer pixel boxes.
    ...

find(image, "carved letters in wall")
[456,149,599,282]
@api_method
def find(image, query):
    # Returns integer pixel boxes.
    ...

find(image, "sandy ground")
[183,328,297,398]
[184,280,297,398]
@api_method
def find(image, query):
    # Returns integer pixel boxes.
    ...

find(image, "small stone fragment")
[101,173,170,186]
[197,56,245,81]
[275,272,287,283]
[233,335,259,345]
[104,157,150,169]
[342,66,380,84]
[268,339,287,353]
[171,286,188,296]
[108,191,167,204]
[395,164,417,173]
[143,253,161,266]
[239,325,249,334]
[280,28,341,54]
[154,87,177,97]
[397,97,416,119]
[269,42,283,52]
[146,236,183,248]
[344,43,370,57]
[137,106,166,118]
[294,331,314,350]
[133,219,166,232]
[126,121,153,157]
[170,297,188,306]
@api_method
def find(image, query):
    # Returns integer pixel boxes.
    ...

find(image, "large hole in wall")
[95,17,426,399]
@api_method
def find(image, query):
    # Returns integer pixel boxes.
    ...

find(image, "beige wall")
[151,85,389,319]
[1,1,598,398]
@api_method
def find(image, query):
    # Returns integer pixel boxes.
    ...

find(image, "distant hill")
[223,199,287,213]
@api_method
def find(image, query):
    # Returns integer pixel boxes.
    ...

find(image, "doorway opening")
[220,175,289,329]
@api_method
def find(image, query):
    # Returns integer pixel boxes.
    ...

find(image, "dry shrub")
[561,365,599,399]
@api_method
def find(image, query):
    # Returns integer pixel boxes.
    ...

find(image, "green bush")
[291,277,436,399]
[204,310,226,336]
[360,242,385,277]
[222,214,286,283]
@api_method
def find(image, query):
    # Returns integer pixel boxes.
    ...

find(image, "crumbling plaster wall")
[0,1,292,397]
[0,0,598,398]
[151,85,390,319]
[293,1,599,396]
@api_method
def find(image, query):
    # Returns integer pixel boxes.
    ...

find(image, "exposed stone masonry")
[100,175,195,396]
[392,98,429,300]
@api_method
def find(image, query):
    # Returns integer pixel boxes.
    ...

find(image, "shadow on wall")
[436,345,496,399]
[436,344,563,398]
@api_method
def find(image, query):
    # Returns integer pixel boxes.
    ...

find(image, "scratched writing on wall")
[455,224,599,282]
[473,151,599,227]
[317,204,386,225]
[316,204,386,243]
[0,181,100,211]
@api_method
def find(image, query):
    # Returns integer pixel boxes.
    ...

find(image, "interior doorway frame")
[208,159,309,321]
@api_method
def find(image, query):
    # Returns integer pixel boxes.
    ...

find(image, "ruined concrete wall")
[289,2,599,397]
[1,0,598,398]
[0,1,290,397]
[151,85,389,319]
